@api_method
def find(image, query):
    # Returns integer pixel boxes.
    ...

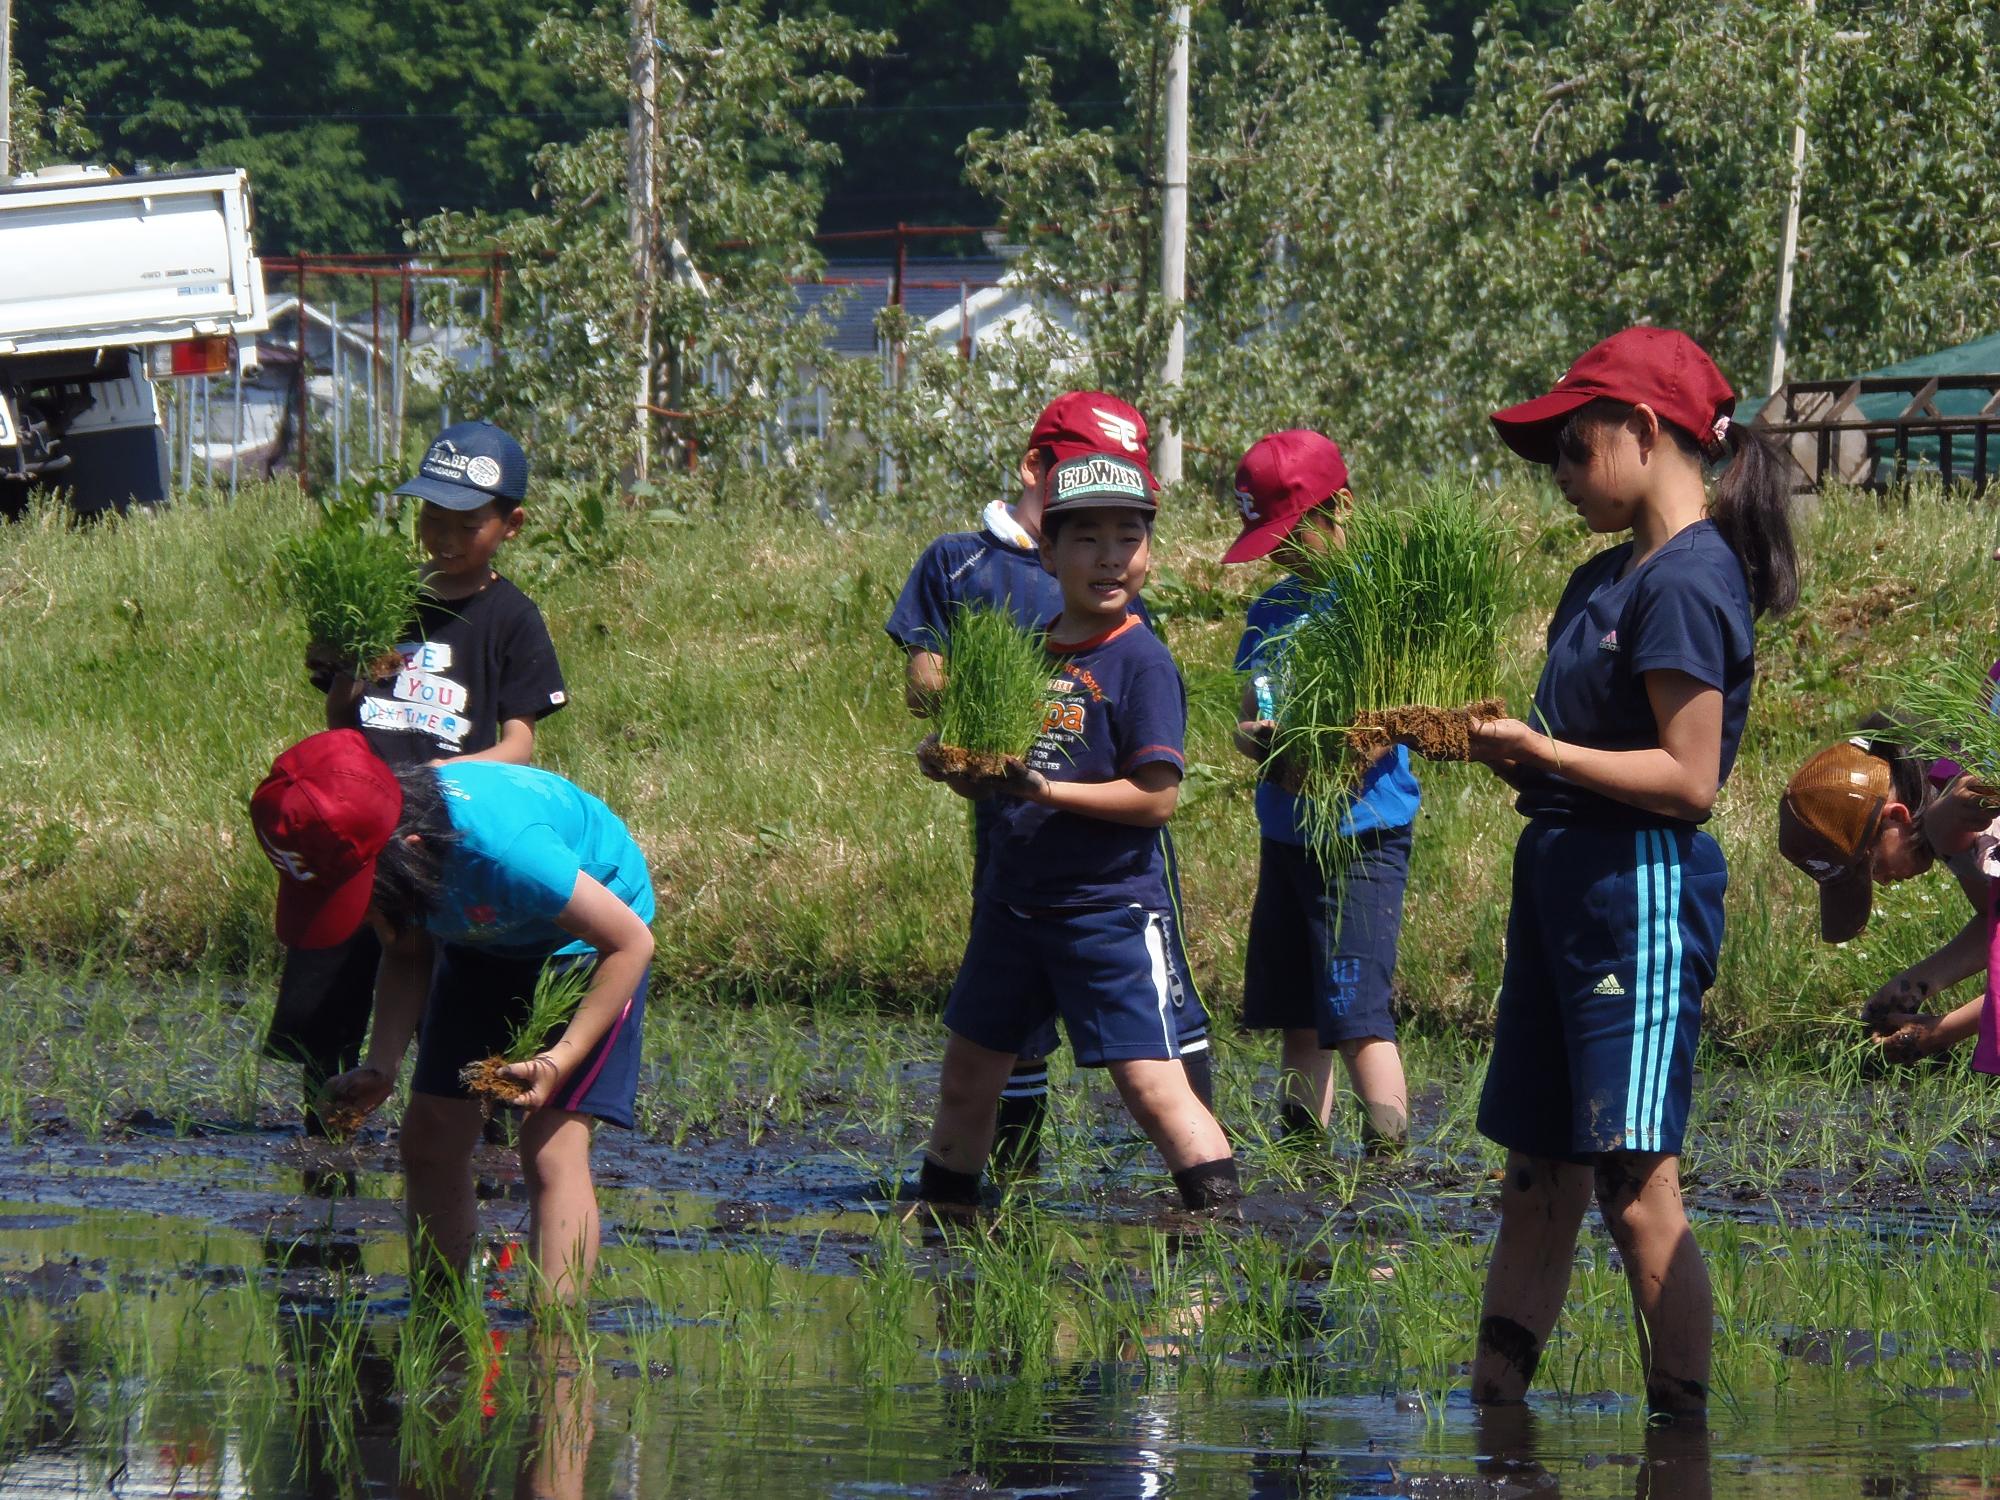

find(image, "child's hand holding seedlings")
[915,733,1000,801]
[1233,717,1277,762]
[1000,756,1051,803]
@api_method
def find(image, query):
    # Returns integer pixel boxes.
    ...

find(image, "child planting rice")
[1223,430,1419,1150]
[911,448,1239,1218]
[263,422,567,1137]
[253,729,653,1303]
[888,393,1212,1182]
[1466,326,1798,1418]
[923,603,1050,784]
[1779,701,2000,1065]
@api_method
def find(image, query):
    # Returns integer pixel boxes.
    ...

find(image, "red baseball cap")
[1029,391,1160,490]
[249,730,403,949]
[1223,430,1350,564]
[1490,327,1736,466]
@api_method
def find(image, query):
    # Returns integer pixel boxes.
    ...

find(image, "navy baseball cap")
[394,420,528,511]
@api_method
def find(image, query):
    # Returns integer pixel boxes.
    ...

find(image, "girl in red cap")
[1467,326,1797,1417]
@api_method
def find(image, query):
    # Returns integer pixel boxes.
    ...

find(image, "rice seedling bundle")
[928,603,1050,780]
[460,962,596,1105]
[274,517,423,681]
[1877,651,2000,787]
[1266,484,1508,840]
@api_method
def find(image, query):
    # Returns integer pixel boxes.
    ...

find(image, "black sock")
[1171,1156,1241,1213]
[916,1155,982,1206]
[1180,1044,1214,1111]
[994,1060,1049,1176]
[1279,1099,1322,1140]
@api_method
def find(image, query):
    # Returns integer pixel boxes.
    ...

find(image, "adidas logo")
[1598,630,1620,652]
[1593,973,1627,996]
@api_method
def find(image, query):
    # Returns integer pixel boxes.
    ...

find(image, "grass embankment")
[0,479,1990,1051]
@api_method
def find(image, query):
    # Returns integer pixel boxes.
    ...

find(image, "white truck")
[0,165,270,516]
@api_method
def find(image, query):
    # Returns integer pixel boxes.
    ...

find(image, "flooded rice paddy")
[8,992,2000,1495]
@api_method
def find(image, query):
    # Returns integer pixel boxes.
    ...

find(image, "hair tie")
[1708,415,1731,452]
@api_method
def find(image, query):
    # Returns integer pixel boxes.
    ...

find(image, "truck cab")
[0,165,269,516]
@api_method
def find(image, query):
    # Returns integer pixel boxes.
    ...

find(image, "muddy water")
[5,1126,2000,1498]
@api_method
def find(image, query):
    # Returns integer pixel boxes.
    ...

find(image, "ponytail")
[1708,420,1798,620]
[1853,711,1934,812]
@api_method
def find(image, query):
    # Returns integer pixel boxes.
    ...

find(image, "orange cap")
[1777,741,1890,943]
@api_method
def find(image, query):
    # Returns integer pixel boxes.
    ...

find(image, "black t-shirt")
[349,574,566,768]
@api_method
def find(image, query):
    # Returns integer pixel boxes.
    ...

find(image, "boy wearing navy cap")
[266,420,568,1132]
[911,449,1239,1215]
[887,392,1212,1180]
[1224,431,1416,1149]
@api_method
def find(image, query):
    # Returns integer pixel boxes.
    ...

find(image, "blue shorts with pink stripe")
[413,942,650,1129]
[1477,820,1725,1159]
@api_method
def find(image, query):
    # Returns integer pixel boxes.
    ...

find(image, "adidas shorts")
[1477,820,1726,1159]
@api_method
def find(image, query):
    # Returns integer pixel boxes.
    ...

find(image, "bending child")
[253,730,654,1302]
[1223,430,1415,1149]
[912,450,1239,1216]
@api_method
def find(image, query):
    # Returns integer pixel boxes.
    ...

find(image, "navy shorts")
[1477,821,1725,1159]
[411,943,650,1129]
[1241,828,1410,1046]
[971,816,1208,1066]
[944,902,1197,1066]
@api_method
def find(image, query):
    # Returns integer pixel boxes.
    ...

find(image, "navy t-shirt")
[982,616,1186,909]
[884,521,1064,652]
[1513,520,1755,827]
[1235,575,1421,842]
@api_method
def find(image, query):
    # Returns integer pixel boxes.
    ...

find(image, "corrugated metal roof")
[798,258,1009,354]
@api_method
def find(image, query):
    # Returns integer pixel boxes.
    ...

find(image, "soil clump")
[1346,699,1507,764]
[460,1057,530,1105]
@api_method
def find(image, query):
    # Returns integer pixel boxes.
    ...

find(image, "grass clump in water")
[928,603,1049,781]
[460,963,595,1105]
[273,501,423,681]
[1267,485,1508,845]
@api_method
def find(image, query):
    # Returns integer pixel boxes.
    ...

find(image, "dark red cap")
[1029,392,1160,490]
[249,730,403,949]
[1490,327,1736,466]
[1223,430,1350,564]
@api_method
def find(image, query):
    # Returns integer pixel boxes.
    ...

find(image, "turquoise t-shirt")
[428,762,655,957]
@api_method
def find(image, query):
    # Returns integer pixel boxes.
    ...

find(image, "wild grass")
[271,499,423,677]
[931,603,1049,770]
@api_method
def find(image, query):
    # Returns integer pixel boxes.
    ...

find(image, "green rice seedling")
[273,511,424,681]
[459,961,594,1105]
[929,603,1050,780]
[1878,648,2000,786]
[1266,484,1508,851]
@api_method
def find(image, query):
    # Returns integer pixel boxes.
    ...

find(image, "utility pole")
[627,0,658,487]
[1,0,15,180]
[1156,3,1190,486]
[1766,0,1812,396]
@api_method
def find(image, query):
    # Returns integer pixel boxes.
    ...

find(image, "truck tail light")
[149,336,233,379]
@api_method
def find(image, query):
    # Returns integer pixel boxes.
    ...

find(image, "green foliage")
[1877,651,2000,785]
[17,0,608,252]
[1267,486,1507,822]
[935,604,1049,762]
[416,3,890,488]
[272,505,422,672]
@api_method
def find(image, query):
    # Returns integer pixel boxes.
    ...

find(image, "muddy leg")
[520,1108,599,1304]
[400,1091,484,1289]
[922,1031,1017,1178]
[1473,1151,1592,1403]
[1279,1028,1335,1133]
[1108,1057,1231,1171]
[1595,1151,1711,1417]
[1337,1035,1408,1148]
